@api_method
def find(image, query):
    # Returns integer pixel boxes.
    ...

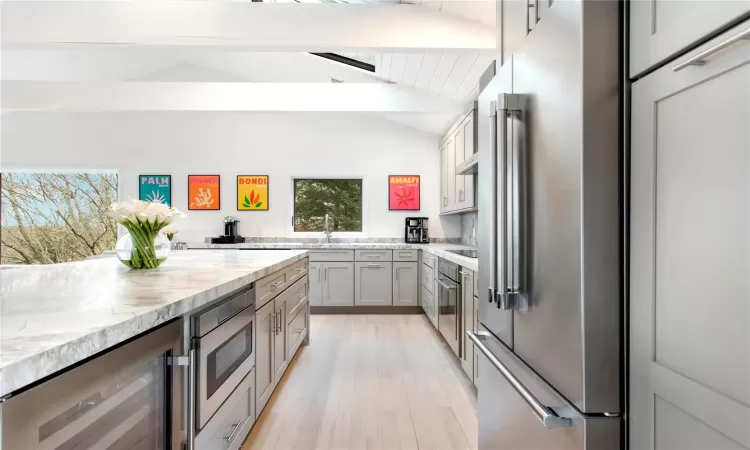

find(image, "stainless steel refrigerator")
[471,0,622,448]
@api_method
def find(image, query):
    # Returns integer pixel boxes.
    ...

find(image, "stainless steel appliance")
[191,285,255,431]
[405,217,429,243]
[211,216,246,244]
[472,1,621,448]
[437,257,461,356]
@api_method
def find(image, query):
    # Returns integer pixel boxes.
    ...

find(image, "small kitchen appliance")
[211,216,246,244]
[405,217,429,243]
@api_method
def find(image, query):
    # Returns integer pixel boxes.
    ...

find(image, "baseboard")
[310,306,423,314]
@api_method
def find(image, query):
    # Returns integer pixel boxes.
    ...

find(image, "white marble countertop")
[0,249,307,397]
[188,242,479,272]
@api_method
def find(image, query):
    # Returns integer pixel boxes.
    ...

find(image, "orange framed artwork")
[237,175,269,211]
[188,175,220,210]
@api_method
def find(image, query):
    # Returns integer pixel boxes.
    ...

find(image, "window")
[1,172,118,264]
[293,179,362,232]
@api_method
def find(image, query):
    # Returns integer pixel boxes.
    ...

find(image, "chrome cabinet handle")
[225,418,247,443]
[367,264,382,268]
[271,312,276,333]
[271,281,284,290]
[443,196,448,206]
[277,308,282,333]
[324,267,327,280]
[395,268,399,281]
[673,27,750,71]
[294,267,305,272]
[467,331,572,429]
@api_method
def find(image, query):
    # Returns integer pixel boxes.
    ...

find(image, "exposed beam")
[1,2,496,53]
[1,81,468,113]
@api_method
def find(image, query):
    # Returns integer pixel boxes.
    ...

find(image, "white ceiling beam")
[1,2,496,53]
[1,81,468,113]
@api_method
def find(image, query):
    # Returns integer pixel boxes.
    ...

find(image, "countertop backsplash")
[460,212,478,246]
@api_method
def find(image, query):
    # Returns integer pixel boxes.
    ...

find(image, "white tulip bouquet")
[106,200,186,269]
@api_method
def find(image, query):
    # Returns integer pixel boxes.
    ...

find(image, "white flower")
[107,200,186,228]
[162,225,180,235]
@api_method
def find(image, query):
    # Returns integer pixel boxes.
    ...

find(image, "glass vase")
[115,230,170,269]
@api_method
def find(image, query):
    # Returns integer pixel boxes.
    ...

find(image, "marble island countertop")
[188,241,479,271]
[0,249,307,398]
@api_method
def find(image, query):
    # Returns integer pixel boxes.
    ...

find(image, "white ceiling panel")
[439,54,478,98]
[414,54,442,90]
[452,55,492,100]
[427,54,459,95]
[380,53,393,80]
[401,54,424,87]
[389,53,409,83]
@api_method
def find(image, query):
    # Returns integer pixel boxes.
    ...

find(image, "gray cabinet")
[255,299,275,415]
[630,0,750,77]
[460,270,475,381]
[321,262,354,306]
[440,110,477,214]
[308,262,323,306]
[497,0,529,65]
[272,294,288,384]
[630,20,750,450]
[393,262,419,306]
[354,262,393,306]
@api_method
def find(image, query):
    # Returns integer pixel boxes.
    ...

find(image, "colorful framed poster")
[188,175,220,210]
[138,175,172,206]
[388,175,421,210]
[237,175,269,211]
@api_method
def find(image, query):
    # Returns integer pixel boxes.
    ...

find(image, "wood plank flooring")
[242,314,478,450]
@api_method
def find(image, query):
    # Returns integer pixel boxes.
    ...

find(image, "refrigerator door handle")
[495,99,509,309]
[467,330,572,429]
[487,102,498,304]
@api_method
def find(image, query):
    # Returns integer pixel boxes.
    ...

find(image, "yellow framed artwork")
[237,175,269,211]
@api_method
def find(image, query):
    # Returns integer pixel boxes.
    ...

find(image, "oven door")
[195,305,255,430]
[437,274,461,356]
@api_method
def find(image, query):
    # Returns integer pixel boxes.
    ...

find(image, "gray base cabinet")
[460,270,475,381]
[630,20,750,450]
[308,262,323,306]
[272,295,288,384]
[322,262,355,306]
[393,262,419,306]
[355,262,393,306]
[255,300,275,415]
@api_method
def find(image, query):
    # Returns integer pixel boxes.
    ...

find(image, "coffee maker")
[405,217,429,243]
[210,216,246,244]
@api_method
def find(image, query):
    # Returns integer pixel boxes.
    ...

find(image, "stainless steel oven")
[191,285,255,431]
[437,258,462,357]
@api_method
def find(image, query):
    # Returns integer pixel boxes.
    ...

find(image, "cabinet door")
[630,1,750,77]
[446,137,456,211]
[630,21,750,450]
[462,115,476,208]
[255,300,275,416]
[355,262,393,306]
[2,321,183,450]
[393,262,419,306]
[287,302,309,360]
[454,125,466,209]
[499,0,529,65]
[273,296,288,385]
[308,261,324,306]
[461,270,475,380]
[322,262,354,306]
[440,143,448,213]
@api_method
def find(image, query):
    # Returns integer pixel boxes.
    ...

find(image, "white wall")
[1,111,461,243]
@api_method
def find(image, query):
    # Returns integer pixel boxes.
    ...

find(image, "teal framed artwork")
[139,175,172,206]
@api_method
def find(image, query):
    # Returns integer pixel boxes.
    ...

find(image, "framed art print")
[139,175,171,206]
[388,175,420,210]
[188,175,220,210]
[237,175,269,211]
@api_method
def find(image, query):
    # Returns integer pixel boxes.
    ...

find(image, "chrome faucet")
[324,213,333,243]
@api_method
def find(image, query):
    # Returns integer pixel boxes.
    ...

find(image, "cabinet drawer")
[393,249,419,262]
[285,276,308,322]
[422,263,434,293]
[422,251,436,268]
[256,270,287,309]
[421,284,434,317]
[285,258,308,285]
[287,301,309,360]
[354,249,393,262]
[309,250,355,262]
[195,367,255,450]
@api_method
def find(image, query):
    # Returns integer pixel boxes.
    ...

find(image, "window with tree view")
[1,172,118,264]
[293,179,362,232]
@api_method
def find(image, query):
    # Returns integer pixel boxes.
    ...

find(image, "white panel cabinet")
[630,20,750,450]
[440,109,476,214]
[393,262,419,306]
[322,262,355,306]
[630,0,750,77]
[354,262,393,306]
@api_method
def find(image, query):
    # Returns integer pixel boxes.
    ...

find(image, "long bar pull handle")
[487,101,499,304]
[271,311,277,333]
[495,98,510,309]
[436,278,458,290]
[467,331,572,429]
[673,27,750,71]
[187,348,197,450]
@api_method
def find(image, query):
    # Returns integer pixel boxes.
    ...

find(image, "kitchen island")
[0,249,308,449]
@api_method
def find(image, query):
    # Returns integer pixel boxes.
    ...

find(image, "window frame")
[291,177,365,235]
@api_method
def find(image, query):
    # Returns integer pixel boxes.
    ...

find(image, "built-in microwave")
[191,286,256,431]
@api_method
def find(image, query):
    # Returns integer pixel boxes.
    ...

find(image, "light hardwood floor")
[242,314,478,450]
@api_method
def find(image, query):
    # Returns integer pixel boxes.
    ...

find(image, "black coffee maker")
[211,216,246,244]
[405,217,429,243]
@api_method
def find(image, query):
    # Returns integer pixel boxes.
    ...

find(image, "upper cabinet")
[440,108,477,215]
[630,0,750,77]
